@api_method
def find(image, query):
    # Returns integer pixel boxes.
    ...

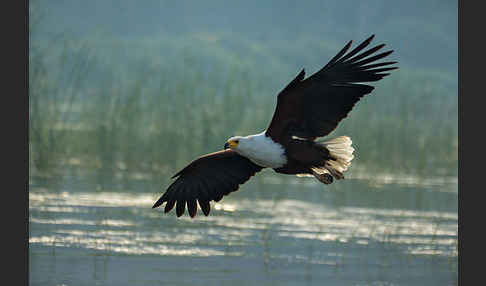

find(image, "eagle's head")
[224,136,244,150]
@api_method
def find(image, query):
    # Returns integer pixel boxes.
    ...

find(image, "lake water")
[29,167,457,286]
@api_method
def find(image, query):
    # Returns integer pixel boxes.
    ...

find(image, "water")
[29,168,457,286]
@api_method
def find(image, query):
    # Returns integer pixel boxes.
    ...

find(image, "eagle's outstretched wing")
[265,35,398,143]
[152,149,263,218]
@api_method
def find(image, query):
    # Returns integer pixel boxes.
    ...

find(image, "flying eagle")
[153,35,397,218]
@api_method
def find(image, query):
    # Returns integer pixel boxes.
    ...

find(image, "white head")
[224,135,247,152]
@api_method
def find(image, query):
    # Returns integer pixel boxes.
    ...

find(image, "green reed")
[29,33,457,181]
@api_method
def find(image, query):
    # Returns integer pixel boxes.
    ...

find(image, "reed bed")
[29,34,457,183]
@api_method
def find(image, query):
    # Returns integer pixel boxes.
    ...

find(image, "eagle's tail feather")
[310,166,334,184]
[316,136,355,181]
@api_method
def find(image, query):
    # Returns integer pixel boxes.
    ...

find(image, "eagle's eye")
[235,140,239,144]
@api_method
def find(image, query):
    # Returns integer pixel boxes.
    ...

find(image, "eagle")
[153,35,397,218]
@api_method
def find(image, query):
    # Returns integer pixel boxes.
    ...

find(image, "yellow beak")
[225,140,238,149]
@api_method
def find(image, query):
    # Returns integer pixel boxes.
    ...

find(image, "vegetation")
[29,4,457,183]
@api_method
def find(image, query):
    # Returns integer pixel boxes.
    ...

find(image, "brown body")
[274,139,333,175]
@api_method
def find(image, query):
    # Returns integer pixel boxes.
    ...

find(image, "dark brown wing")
[152,149,263,218]
[265,35,398,143]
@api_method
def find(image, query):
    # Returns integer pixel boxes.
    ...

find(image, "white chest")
[235,131,287,168]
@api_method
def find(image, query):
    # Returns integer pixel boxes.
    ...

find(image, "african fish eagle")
[153,34,398,218]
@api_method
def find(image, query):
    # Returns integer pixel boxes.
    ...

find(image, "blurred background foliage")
[29,0,457,186]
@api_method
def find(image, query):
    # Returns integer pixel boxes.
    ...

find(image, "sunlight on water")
[263,169,458,193]
[29,190,156,208]
[30,217,135,227]
[29,188,457,258]
[29,170,458,286]
[348,168,458,190]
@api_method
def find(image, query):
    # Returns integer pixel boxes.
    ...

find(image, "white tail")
[317,136,355,180]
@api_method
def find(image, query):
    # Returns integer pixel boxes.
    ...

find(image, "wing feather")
[343,43,385,65]
[323,40,353,69]
[198,199,211,216]
[335,35,375,64]
[153,149,263,217]
[265,35,397,142]
[164,199,176,214]
[187,199,198,218]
